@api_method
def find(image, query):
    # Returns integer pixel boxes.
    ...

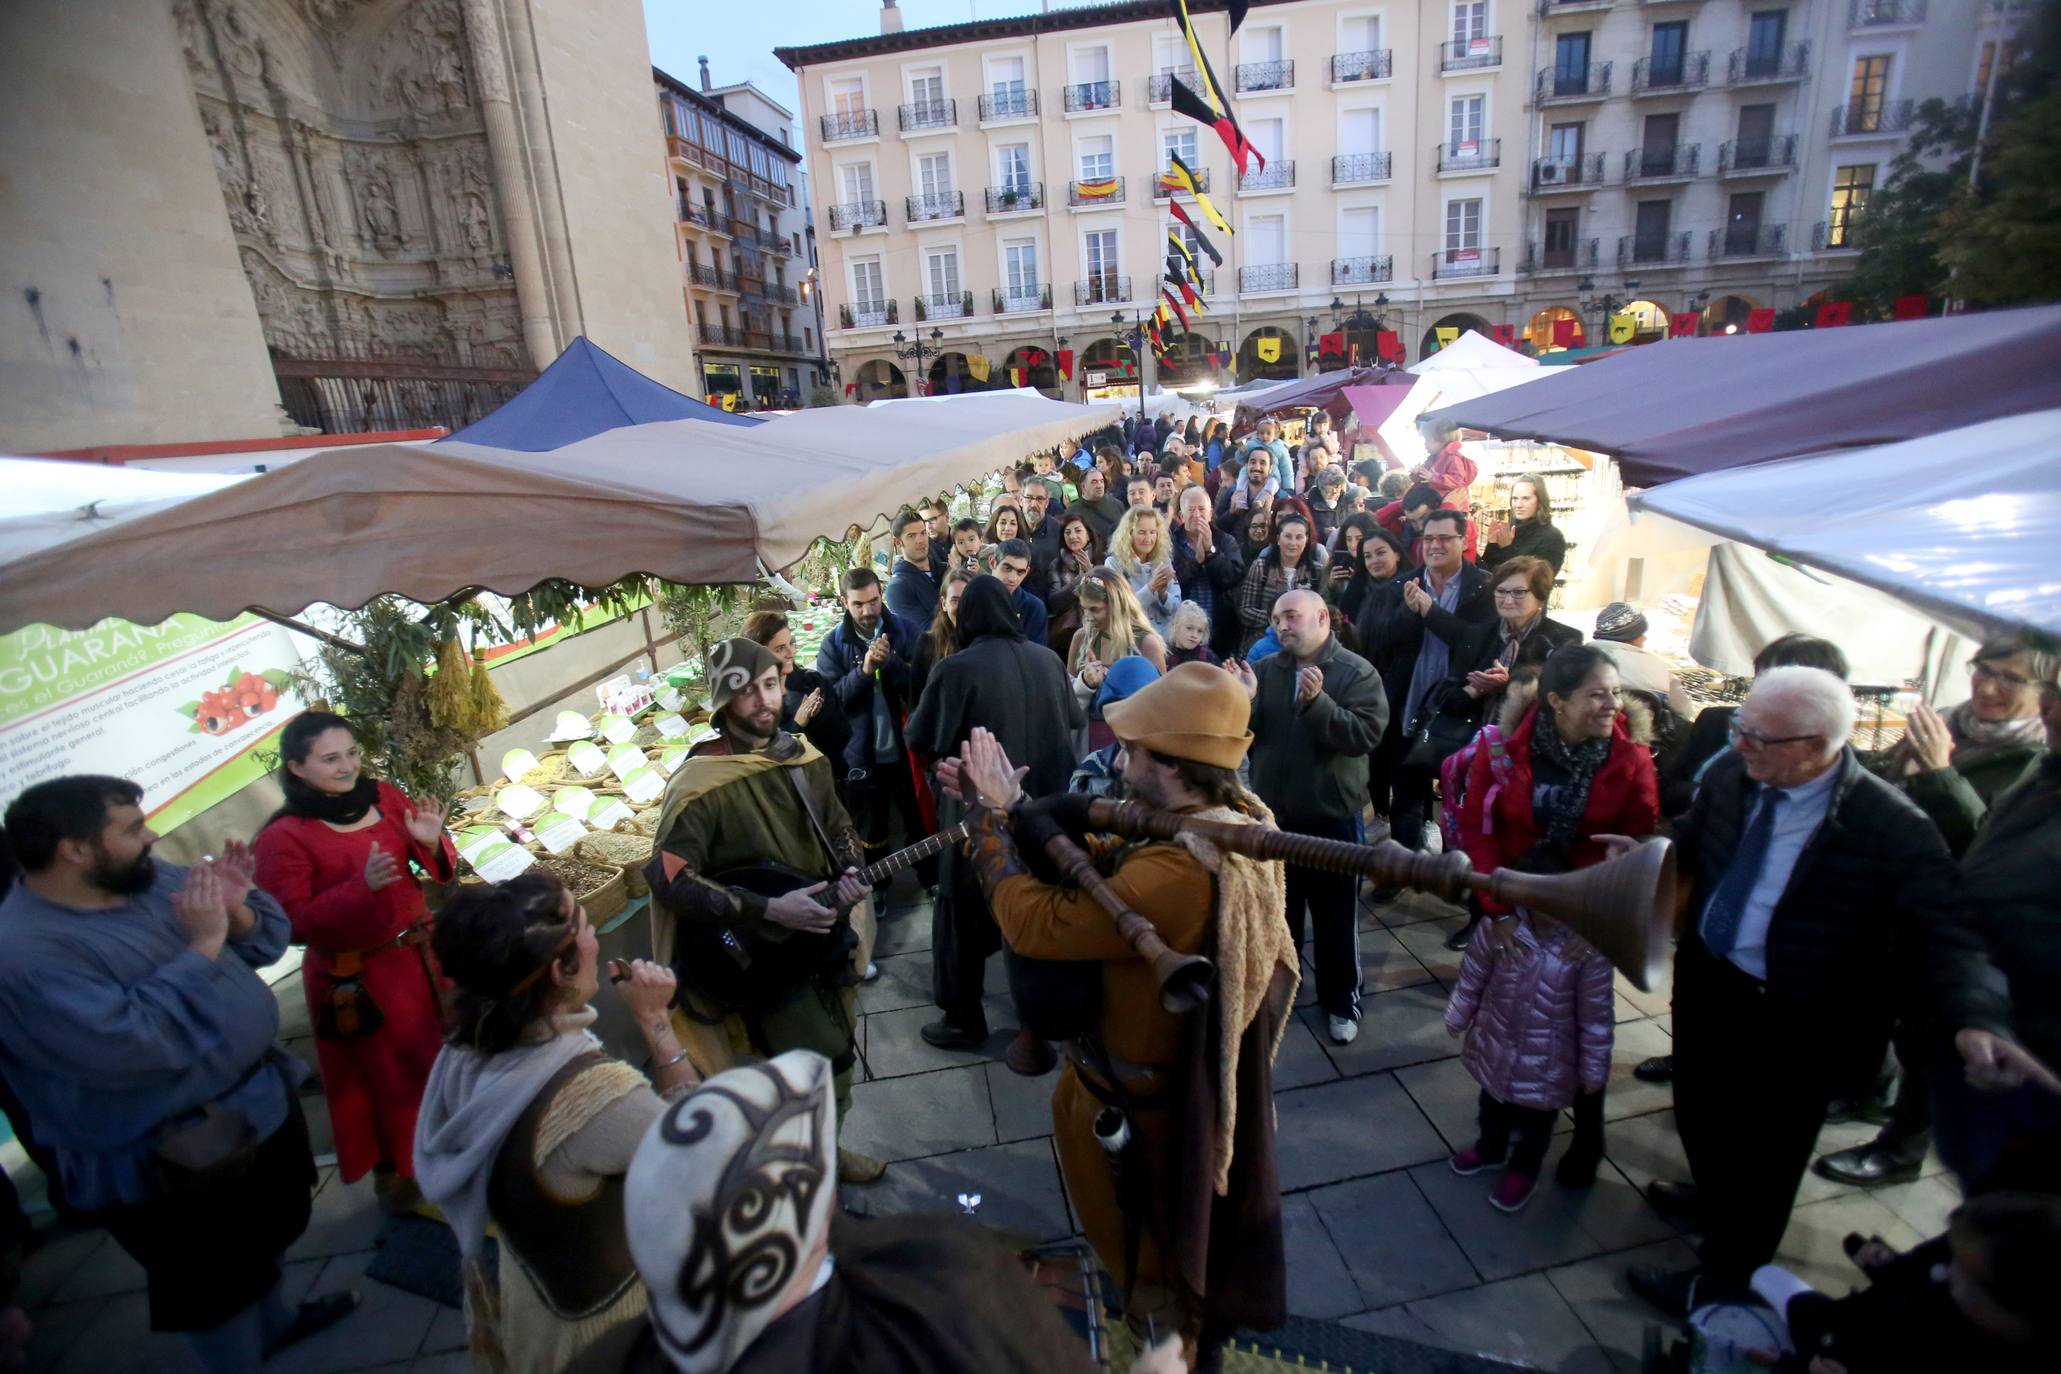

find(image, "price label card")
[534,811,586,855]
[622,766,666,805]
[554,786,597,820]
[495,784,546,820]
[607,745,648,780]
[658,744,690,776]
[567,741,608,777]
[456,826,505,866]
[655,685,684,713]
[590,799,636,831]
[599,714,638,746]
[470,840,536,882]
[500,748,541,782]
[654,712,689,739]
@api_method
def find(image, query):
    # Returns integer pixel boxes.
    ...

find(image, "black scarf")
[1530,712,1612,853]
[278,772,380,825]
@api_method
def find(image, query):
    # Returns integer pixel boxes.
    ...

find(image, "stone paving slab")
[1345,1271,1615,1373]
[842,1061,998,1161]
[1273,1074,1448,1192]
[841,1137,1075,1243]
[1304,1171,1482,1312]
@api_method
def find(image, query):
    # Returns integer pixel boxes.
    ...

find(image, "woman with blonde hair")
[1104,502,1183,639]
[1066,568,1168,749]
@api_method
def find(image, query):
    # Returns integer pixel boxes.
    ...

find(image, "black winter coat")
[905,633,1083,806]
[1170,525,1246,657]
[814,611,923,777]
[1479,518,1569,576]
[1380,563,1498,736]
[1676,748,1956,1082]
[1247,633,1390,827]
[1429,614,1584,746]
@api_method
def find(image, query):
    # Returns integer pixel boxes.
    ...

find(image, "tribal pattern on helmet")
[704,637,780,714]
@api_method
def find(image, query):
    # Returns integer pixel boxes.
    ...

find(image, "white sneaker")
[1327,1015,1359,1045]
[861,962,880,983]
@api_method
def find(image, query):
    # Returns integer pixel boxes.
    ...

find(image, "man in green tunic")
[647,637,886,1183]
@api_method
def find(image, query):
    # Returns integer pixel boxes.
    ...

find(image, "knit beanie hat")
[1593,603,1649,643]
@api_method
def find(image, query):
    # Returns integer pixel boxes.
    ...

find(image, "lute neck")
[862,821,971,885]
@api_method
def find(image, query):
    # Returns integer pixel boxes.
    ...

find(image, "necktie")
[1702,789,1784,959]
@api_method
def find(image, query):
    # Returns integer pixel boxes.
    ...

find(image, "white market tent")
[1369,331,1551,463]
[1631,410,2061,643]
[0,458,254,562]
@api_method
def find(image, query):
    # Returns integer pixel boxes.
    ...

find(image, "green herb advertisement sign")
[0,613,310,835]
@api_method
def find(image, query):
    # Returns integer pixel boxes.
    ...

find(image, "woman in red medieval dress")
[254,711,454,1215]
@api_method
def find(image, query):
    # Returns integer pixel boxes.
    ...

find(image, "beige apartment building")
[779,0,2025,398]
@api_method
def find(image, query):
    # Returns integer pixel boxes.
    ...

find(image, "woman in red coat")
[254,711,454,1213]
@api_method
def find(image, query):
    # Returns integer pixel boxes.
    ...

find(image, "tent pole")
[251,609,367,657]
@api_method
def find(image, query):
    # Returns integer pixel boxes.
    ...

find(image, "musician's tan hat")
[1101,661,1254,770]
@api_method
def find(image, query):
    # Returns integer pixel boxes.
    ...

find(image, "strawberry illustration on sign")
[181,667,290,735]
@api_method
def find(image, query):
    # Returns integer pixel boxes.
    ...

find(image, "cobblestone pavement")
[13,881,1959,1372]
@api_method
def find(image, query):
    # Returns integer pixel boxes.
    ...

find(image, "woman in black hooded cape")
[906,577,1085,1046]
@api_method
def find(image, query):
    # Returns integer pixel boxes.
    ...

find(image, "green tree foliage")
[1932,8,2061,305]
[1836,99,1979,315]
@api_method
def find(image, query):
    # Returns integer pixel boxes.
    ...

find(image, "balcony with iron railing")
[1437,138,1502,173]
[1239,263,1300,293]
[827,200,887,232]
[697,323,742,348]
[1331,50,1394,84]
[1718,135,1798,176]
[1147,70,1199,104]
[1331,151,1394,185]
[1624,143,1700,182]
[978,88,1038,121]
[913,291,975,321]
[905,190,965,223]
[1521,238,1601,274]
[1440,36,1503,71]
[727,218,760,245]
[838,301,897,329]
[1852,0,1927,26]
[1831,98,1914,136]
[762,283,800,306]
[1432,247,1501,279]
[1235,60,1295,93]
[1152,167,1211,199]
[1331,256,1394,286]
[1708,224,1789,259]
[1632,51,1709,94]
[1238,160,1295,193]
[985,182,1044,214]
[761,233,794,258]
[1618,231,1692,266]
[820,109,879,142]
[1728,43,1811,84]
[1530,153,1608,190]
[1170,267,1217,294]
[897,99,957,133]
[1074,274,1132,306]
[1538,61,1613,103]
[1063,80,1120,113]
[1069,176,1126,207]
[992,284,1054,314]
[678,202,713,229]
[687,261,739,292]
[1813,217,1865,251]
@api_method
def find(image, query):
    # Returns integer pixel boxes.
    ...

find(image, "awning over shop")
[443,336,761,451]
[1421,305,2061,489]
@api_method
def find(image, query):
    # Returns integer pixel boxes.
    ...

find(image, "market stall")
[442,335,763,451]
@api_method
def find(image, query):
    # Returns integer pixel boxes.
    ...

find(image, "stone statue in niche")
[360,177,401,245]
[459,191,491,251]
[382,0,471,116]
[218,4,266,80]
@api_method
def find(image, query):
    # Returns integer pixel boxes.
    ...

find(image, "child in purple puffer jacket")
[1444,914,1615,1212]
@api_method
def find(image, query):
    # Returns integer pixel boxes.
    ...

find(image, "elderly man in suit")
[1629,666,1956,1318]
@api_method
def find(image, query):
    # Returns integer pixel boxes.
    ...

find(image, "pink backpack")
[1439,723,1515,852]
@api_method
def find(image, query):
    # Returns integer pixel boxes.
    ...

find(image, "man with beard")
[816,567,936,889]
[883,509,945,629]
[646,638,885,1184]
[0,776,355,1373]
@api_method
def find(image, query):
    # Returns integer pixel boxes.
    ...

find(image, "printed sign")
[534,811,587,856]
[567,741,609,776]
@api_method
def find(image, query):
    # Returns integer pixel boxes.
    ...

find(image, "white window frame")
[1339,205,1381,257]
[1338,11,1383,54]
[915,150,955,199]
[849,256,885,309]
[1339,105,1382,155]
[1002,237,1042,310]
[985,53,1028,96]
[904,65,946,106]
[1071,43,1112,85]
[1443,195,1484,252]
[924,247,962,304]
[1449,94,1486,151]
[1161,125,1200,171]
[1245,212,1288,266]
[1077,132,1115,182]
[994,141,1033,192]
[1244,23,1287,63]
[826,75,867,118]
[1083,226,1122,280]
[838,159,876,205]
[1450,1,1488,46]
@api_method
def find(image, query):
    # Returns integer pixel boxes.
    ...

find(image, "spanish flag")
[1167,152,1232,235]
[1167,202,1224,266]
[1074,176,1120,201]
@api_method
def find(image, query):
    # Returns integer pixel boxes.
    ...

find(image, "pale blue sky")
[643,1,1110,147]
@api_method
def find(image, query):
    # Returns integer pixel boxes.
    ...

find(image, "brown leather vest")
[486,1052,639,1319]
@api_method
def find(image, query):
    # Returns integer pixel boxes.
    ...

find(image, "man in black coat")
[816,568,936,888]
[1629,666,1957,1319]
[905,577,1083,1065]
[1231,590,1389,1044]
[883,509,946,630]
[1382,510,1496,851]
[1016,482,1063,588]
[1171,485,1246,658]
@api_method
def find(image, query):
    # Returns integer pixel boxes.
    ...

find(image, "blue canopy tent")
[443,336,761,451]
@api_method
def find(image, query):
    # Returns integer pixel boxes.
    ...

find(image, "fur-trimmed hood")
[1497,675,1655,745]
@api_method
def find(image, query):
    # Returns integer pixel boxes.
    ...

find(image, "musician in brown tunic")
[645,637,886,1184]
[944,663,1301,1371]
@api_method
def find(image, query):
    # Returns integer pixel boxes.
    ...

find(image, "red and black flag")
[1166,201,1225,267]
[1169,2,1264,174]
[1161,287,1190,331]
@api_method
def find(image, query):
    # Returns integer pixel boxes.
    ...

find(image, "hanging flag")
[1892,294,1928,321]
[1165,202,1225,266]
[1178,279,1204,312]
[1669,312,1700,339]
[1255,336,1281,364]
[1319,332,1346,360]
[1164,153,1234,236]
[1376,330,1404,363]
[1551,317,1581,348]
[1169,76,1263,176]
[1057,348,1074,380]
[1023,347,1048,367]
[1162,288,1190,330]
[844,383,857,397]
[1228,0,1250,32]
[965,354,991,383]
[1433,326,1460,350]
[1008,366,1025,386]
[1172,1,1221,115]
[1607,313,1636,345]
[1747,307,1777,333]
[1073,176,1120,201]
[1166,229,1195,266]
[1490,324,1518,348]
[1815,300,1854,328]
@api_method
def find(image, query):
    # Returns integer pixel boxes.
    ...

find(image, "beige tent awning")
[0,393,1120,633]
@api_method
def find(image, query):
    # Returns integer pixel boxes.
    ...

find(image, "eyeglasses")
[1420,534,1461,546]
[1969,660,2038,690]
[1727,717,1822,748]
[1493,588,1536,602]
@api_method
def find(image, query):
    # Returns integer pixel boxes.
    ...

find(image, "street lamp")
[1578,276,1642,345]
[1111,309,1149,426]
[889,326,944,397]
[1328,292,1391,366]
